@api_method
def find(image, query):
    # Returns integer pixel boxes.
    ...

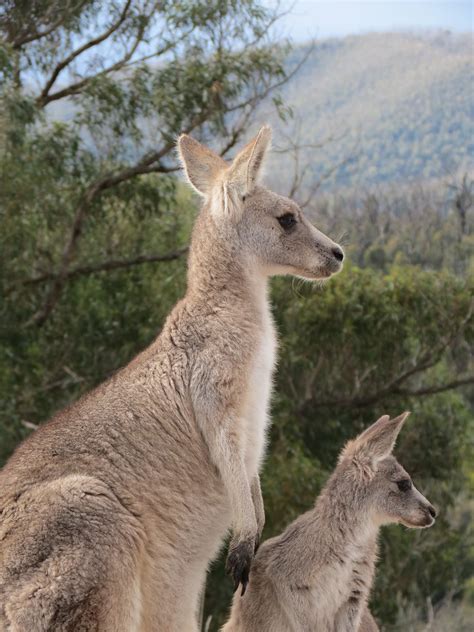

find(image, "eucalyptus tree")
[0,0,295,325]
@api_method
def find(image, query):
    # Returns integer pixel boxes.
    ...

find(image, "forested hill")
[270,32,473,190]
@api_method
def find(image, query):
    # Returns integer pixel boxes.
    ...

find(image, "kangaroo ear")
[178,134,227,196]
[340,413,410,472]
[356,412,409,462]
[226,125,272,196]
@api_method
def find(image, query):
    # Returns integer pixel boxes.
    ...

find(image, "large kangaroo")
[223,412,437,632]
[0,126,344,632]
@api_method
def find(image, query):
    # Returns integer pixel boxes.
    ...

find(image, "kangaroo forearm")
[197,414,256,535]
[250,474,265,537]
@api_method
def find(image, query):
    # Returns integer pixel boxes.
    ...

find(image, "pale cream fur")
[0,126,344,631]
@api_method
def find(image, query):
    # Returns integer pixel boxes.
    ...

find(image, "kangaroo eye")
[277,213,297,230]
[397,479,412,492]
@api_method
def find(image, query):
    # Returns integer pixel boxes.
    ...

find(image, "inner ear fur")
[340,412,410,469]
[178,126,272,220]
[226,125,272,196]
[177,134,227,196]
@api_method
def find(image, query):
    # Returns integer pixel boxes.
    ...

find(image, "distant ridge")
[268,32,473,191]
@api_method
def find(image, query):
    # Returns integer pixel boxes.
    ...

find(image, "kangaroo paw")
[226,537,255,596]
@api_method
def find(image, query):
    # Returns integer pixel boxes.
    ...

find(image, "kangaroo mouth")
[296,271,330,281]
[297,266,340,281]
[400,515,435,529]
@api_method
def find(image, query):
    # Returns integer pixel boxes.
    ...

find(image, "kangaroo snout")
[309,226,345,278]
[425,503,437,524]
[412,500,437,528]
[322,241,345,275]
[332,246,344,262]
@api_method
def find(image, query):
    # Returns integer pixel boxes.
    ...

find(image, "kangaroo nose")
[428,504,437,519]
[332,247,344,262]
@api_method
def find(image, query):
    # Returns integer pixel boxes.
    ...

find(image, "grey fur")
[223,413,436,632]
[0,126,343,632]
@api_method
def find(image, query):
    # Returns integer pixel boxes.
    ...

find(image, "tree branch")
[37,0,133,105]
[8,1,87,50]
[297,302,473,411]
[274,118,354,205]
[306,375,473,410]
[12,247,188,294]
[27,106,214,327]
[25,19,307,326]
[394,376,474,398]
[224,43,313,117]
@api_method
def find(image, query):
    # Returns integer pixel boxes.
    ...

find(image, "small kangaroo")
[0,126,344,632]
[223,412,437,632]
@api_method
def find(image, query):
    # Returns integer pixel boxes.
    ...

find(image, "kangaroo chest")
[241,300,277,479]
[304,539,376,629]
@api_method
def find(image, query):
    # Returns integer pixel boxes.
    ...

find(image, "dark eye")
[397,479,412,492]
[242,194,247,202]
[277,213,297,230]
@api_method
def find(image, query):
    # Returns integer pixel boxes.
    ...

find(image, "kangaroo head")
[178,125,344,280]
[340,413,437,529]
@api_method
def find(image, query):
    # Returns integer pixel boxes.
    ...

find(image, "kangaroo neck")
[316,480,379,548]
[186,219,269,315]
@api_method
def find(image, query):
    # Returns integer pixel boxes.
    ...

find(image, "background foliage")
[0,2,472,630]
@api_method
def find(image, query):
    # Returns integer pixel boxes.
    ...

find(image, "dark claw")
[226,538,254,596]
[254,532,261,553]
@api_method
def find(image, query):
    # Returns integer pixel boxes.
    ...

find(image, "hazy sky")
[267,1,473,40]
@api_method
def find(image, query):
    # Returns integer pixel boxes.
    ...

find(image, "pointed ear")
[226,125,272,196]
[355,412,410,462]
[340,413,410,472]
[177,134,227,196]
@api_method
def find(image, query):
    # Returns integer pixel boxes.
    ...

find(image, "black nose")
[428,504,437,519]
[332,247,344,262]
